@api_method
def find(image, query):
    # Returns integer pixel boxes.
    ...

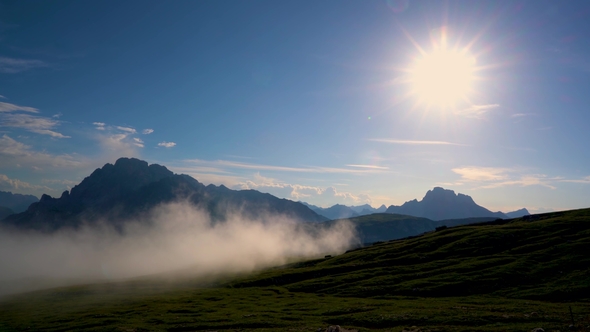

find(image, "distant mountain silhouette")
[308,204,359,220]
[0,206,14,220]
[505,208,530,218]
[0,191,38,213]
[323,213,499,244]
[350,204,387,215]
[301,202,388,220]
[385,187,508,221]
[2,158,326,231]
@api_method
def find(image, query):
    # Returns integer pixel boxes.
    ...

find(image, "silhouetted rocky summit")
[2,158,326,231]
[386,187,508,220]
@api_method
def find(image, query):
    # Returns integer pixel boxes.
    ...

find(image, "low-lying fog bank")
[0,202,357,296]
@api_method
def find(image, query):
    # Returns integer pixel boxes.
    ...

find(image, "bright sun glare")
[409,48,476,109]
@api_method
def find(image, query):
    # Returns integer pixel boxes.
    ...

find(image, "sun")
[409,48,476,109]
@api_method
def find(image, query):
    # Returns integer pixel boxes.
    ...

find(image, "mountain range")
[1,158,326,231]
[1,157,529,232]
[300,202,387,220]
[302,187,528,221]
[0,191,38,215]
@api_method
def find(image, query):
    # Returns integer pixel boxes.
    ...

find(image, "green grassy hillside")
[235,209,590,301]
[1,209,589,332]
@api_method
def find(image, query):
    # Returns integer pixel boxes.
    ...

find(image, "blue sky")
[1,0,590,213]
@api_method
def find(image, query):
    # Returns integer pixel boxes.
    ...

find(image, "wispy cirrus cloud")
[116,126,136,134]
[560,176,590,184]
[0,57,48,73]
[92,122,149,157]
[454,104,500,119]
[133,137,144,148]
[480,175,557,190]
[0,134,82,169]
[96,133,141,158]
[93,122,106,130]
[0,113,69,138]
[184,159,388,175]
[346,164,389,170]
[236,173,373,206]
[511,113,535,118]
[142,128,154,135]
[0,173,51,195]
[452,166,557,189]
[452,167,510,182]
[158,141,176,148]
[369,138,467,146]
[0,101,39,113]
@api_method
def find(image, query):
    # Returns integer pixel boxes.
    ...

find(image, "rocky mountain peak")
[387,187,506,221]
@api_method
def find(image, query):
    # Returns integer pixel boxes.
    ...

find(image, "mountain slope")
[0,206,14,220]
[322,213,498,244]
[2,158,326,231]
[234,208,590,301]
[506,208,530,218]
[386,187,507,220]
[0,191,38,213]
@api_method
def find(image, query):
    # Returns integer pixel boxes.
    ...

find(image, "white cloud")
[97,133,140,157]
[133,137,144,148]
[0,101,39,113]
[0,57,47,73]
[0,135,82,170]
[452,166,557,189]
[0,174,50,195]
[142,129,154,135]
[168,162,380,207]
[236,173,373,207]
[116,126,136,134]
[93,122,106,130]
[480,175,557,190]
[0,95,5,99]
[369,139,467,146]
[454,104,500,119]
[0,113,69,138]
[158,141,176,148]
[452,167,510,182]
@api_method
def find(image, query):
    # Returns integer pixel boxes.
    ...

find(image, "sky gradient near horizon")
[1,0,590,213]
